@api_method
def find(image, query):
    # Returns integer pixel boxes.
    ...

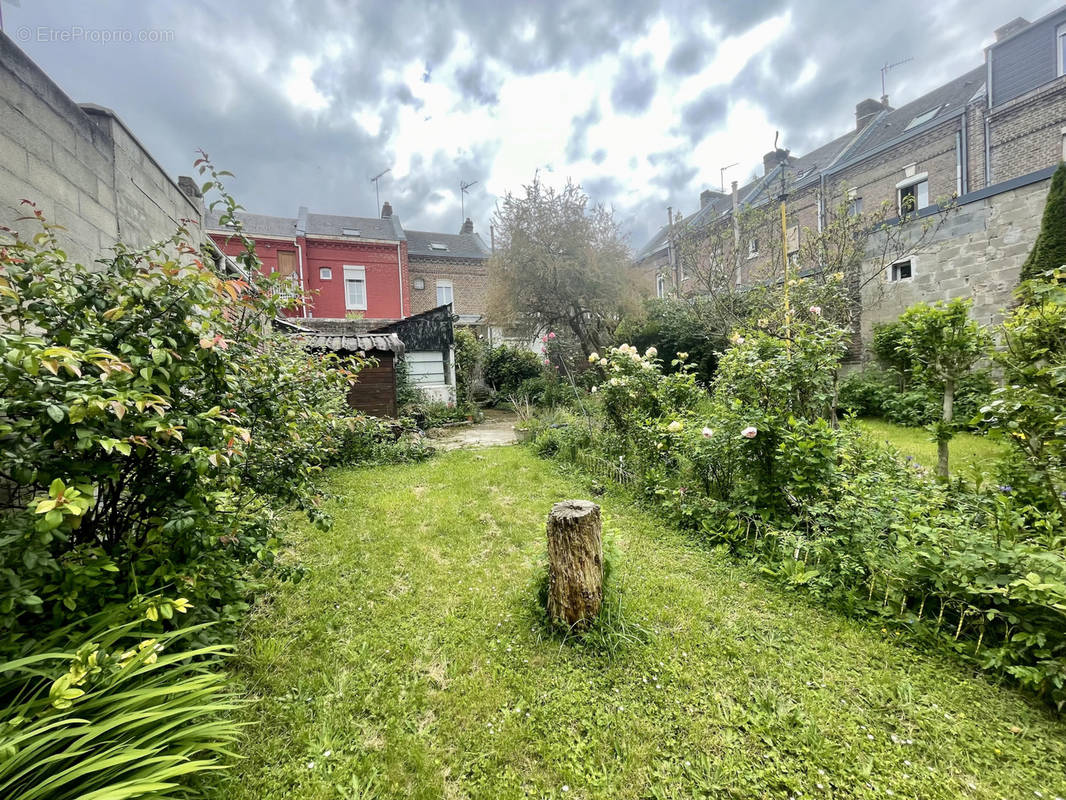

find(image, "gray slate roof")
[204,211,298,238]
[405,229,490,259]
[304,212,405,242]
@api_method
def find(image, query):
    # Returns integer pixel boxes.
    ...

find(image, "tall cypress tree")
[1020,162,1066,282]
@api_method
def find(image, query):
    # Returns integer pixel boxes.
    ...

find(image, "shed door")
[407,351,446,386]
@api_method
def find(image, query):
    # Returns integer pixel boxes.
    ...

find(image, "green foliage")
[453,327,487,408]
[541,295,1066,709]
[871,321,913,389]
[983,272,1066,515]
[484,343,543,398]
[615,297,729,385]
[0,611,238,800]
[1020,162,1066,282]
[840,367,993,430]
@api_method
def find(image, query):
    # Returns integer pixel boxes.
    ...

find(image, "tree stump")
[546,500,603,630]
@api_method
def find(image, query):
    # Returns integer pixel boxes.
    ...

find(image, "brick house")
[405,216,492,329]
[636,7,1066,356]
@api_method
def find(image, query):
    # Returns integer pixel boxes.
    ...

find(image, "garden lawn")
[216,447,1066,800]
[856,418,1005,479]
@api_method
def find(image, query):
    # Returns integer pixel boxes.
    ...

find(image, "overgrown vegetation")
[0,160,427,797]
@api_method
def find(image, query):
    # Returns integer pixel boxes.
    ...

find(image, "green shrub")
[838,369,894,417]
[615,297,729,385]
[0,611,238,800]
[484,344,542,398]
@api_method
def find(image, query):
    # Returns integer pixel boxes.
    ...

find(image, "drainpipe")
[396,242,405,318]
[960,112,969,195]
[295,239,308,318]
[984,115,992,187]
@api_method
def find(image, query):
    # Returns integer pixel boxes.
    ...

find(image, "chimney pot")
[763,148,790,177]
[381,201,393,218]
[855,98,884,131]
[994,17,1030,41]
[460,218,474,234]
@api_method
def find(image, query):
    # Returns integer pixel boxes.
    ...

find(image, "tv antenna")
[460,179,478,220]
[370,168,391,211]
[720,162,738,194]
[880,57,913,104]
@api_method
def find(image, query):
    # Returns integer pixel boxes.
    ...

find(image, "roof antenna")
[880,57,913,105]
[460,179,478,221]
[370,168,391,212]
[720,162,738,194]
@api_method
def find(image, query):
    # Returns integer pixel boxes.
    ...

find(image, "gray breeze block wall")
[859,171,1052,350]
[0,32,201,266]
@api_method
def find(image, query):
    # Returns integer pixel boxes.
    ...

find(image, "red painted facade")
[210,233,411,320]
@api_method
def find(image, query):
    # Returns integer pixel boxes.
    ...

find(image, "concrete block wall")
[0,32,201,266]
[859,175,1050,346]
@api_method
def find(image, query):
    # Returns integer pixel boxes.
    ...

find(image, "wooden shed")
[300,331,405,417]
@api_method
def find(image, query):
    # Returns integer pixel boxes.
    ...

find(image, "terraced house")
[637,7,1066,356]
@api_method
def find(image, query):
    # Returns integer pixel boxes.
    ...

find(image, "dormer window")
[904,106,942,131]
[342,228,361,237]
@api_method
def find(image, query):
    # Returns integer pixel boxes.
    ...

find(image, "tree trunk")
[546,500,603,630]
[938,378,954,479]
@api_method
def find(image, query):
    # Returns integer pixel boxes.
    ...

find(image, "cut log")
[546,500,603,630]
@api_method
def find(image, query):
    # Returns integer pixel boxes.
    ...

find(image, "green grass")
[856,418,1006,479]
[216,447,1066,799]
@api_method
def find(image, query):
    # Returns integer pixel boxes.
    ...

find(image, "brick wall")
[0,32,200,265]
[409,255,489,317]
[988,76,1066,184]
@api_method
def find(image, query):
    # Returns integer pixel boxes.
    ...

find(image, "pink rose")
[741,426,758,439]
[548,332,556,339]
[809,305,822,316]
[544,359,551,366]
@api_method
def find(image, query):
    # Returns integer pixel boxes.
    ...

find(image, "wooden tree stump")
[546,500,603,630]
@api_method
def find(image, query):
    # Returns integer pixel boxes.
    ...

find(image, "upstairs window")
[436,279,454,307]
[1057,24,1066,76]
[847,187,863,217]
[656,274,666,298]
[890,259,913,282]
[344,265,367,310]
[897,177,929,215]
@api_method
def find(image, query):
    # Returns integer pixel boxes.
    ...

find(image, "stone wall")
[858,173,1051,352]
[0,32,200,265]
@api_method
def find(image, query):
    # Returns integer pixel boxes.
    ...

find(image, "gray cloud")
[666,37,712,76]
[565,102,601,162]
[611,53,657,115]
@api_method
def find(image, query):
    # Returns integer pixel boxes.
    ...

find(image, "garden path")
[429,408,519,450]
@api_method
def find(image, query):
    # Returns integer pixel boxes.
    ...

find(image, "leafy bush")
[616,297,730,385]
[537,291,1066,709]
[484,344,542,398]
[840,368,993,430]
[0,612,238,800]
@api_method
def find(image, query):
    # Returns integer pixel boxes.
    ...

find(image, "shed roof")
[300,332,405,356]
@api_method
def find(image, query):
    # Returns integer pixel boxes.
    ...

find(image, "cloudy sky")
[4,0,1060,247]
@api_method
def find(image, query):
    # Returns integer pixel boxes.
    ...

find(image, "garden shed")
[373,304,456,405]
[297,329,405,417]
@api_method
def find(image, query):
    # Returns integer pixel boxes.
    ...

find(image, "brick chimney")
[380,201,393,218]
[177,175,202,200]
[460,217,474,234]
[762,148,790,177]
[994,17,1030,41]
[855,98,883,131]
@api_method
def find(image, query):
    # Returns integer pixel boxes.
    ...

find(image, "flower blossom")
[548,332,556,339]
[645,346,658,358]
[544,359,551,366]
[667,420,683,433]
[590,385,598,393]
[741,426,758,439]
[599,357,608,366]
[588,352,599,363]
[676,351,688,360]
[701,427,714,438]
[809,305,822,316]
[730,334,745,345]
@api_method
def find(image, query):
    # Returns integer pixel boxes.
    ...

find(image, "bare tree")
[488,174,636,357]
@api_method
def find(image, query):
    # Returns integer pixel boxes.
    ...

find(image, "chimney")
[177,175,201,200]
[855,98,884,131]
[460,217,474,234]
[380,201,393,218]
[763,148,790,177]
[994,17,1030,41]
[700,189,713,208]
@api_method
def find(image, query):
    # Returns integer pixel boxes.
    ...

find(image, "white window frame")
[436,279,454,307]
[896,173,929,215]
[413,277,425,290]
[319,267,332,281]
[656,274,666,299]
[343,265,367,311]
[889,257,915,282]
[1058,24,1066,77]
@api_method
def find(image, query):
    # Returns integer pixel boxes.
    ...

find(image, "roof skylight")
[342,228,361,236]
[904,106,942,130]
[429,242,449,251]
